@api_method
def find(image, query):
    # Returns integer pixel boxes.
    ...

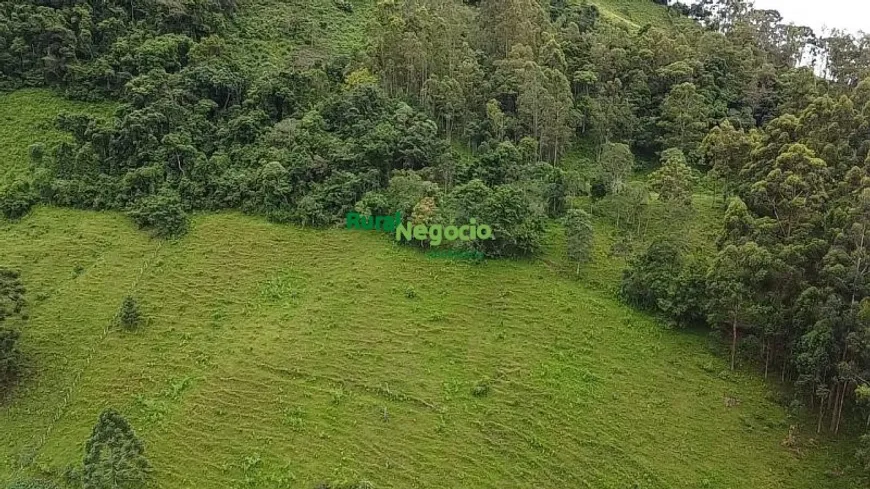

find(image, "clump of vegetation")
[448,179,546,257]
[649,148,695,207]
[333,0,353,13]
[472,379,491,397]
[0,327,22,389]
[0,179,38,220]
[0,268,26,390]
[0,0,235,95]
[404,286,417,299]
[127,189,189,239]
[620,240,708,329]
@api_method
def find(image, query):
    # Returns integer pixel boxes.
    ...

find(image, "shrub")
[472,379,491,397]
[620,240,708,327]
[0,268,26,321]
[354,191,391,218]
[249,161,294,221]
[621,240,682,310]
[0,179,38,220]
[295,171,379,227]
[381,171,440,218]
[473,141,523,186]
[127,189,189,238]
[450,180,545,258]
[334,0,354,13]
[0,327,22,387]
[0,268,26,388]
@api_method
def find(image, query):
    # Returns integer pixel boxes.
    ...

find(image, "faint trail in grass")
[257,363,444,412]
[7,240,163,483]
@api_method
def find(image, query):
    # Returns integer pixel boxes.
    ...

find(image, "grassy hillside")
[0,90,114,185]
[590,0,691,29]
[0,1,864,488]
[228,0,374,73]
[0,206,860,489]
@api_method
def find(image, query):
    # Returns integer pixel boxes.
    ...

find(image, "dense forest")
[1,0,869,482]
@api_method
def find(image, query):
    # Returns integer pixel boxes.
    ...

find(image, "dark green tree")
[597,142,634,195]
[83,409,151,489]
[658,82,712,163]
[0,268,26,389]
[564,208,594,274]
[127,189,189,239]
[706,242,774,370]
[119,297,142,330]
[649,148,695,206]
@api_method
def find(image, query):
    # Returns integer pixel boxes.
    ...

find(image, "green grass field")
[0,205,860,489]
[0,90,114,185]
[228,0,374,74]
[589,0,694,30]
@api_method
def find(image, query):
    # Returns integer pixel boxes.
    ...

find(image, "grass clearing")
[0,89,114,185]
[589,0,694,30]
[0,206,861,489]
[228,0,374,74]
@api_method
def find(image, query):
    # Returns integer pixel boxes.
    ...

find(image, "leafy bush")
[334,0,354,13]
[449,180,545,258]
[620,240,708,327]
[0,268,26,389]
[472,379,491,397]
[621,240,682,310]
[0,269,26,321]
[0,327,22,387]
[127,190,189,238]
[0,179,38,220]
[473,141,524,186]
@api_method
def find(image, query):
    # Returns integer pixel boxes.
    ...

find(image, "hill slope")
[590,0,685,28]
[0,0,865,487]
[0,204,857,488]
[0,92,860,487]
